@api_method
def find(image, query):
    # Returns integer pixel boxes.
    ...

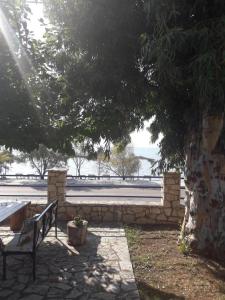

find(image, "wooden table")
[0,201,30,231]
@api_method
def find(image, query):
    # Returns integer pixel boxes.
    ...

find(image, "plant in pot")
[67,216,88,246]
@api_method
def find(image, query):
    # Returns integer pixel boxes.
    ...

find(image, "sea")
[8,147,160,177]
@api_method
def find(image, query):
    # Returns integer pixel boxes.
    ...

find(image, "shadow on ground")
[0,223,139,299]
[137,281,185,300]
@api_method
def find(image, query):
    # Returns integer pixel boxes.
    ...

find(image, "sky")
[28,3,159,149]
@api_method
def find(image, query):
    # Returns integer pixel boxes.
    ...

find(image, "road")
[0,184,163,202]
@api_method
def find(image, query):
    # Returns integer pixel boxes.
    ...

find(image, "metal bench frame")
[1,200,58,281]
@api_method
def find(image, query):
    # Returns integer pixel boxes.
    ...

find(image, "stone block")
[151,207,161,214]
[156,214,168,221]
[178,207,185,217]
[92,207,101,212]
[171,201,181,208]
[132,207,145,214]
[171,209,179,217]
[167,216,179,223]
[48,178,56,185]
[82,206,91,213]
[58,187,65,193]
[164,208,172,216]
[136,217,151,224]
[103,212,114,222]
[48,185,56,192]
[58,206,66,213]
[90,212,102,222]
[135,211,145,218]
[123,214,135,224]
[125,207,135,214]
[162,200,172,208]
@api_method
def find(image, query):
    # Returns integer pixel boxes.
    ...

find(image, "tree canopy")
[43,0,150,153]
[0,0,71,153]
[143,0,225,169]
[42,0,225,168]
[0,0,43,151]
[1,0,225,165]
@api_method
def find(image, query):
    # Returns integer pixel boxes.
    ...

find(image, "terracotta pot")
[67,220,88,246]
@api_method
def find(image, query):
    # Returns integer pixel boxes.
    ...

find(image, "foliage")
[0,150,14,175]
[0,1,44,151]
[43,0,150,154]
[124,226,141,250]
[143,0,225,169]
[73,215,84,227]
[0,0,73,153]
[0,151,13,164]
[43,0,225,170]
[178,239,190,256]
[2,0,225,171]
[100,145,141,177]
[19,144,67,179]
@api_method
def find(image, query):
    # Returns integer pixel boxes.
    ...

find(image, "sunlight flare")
[0,5,35,99]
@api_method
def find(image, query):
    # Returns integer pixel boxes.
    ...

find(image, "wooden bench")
[1,200,58,281]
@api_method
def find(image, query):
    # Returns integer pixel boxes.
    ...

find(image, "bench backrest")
[32,200,58,251]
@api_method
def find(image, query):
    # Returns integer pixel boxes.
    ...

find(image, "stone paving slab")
[0,224,140,300]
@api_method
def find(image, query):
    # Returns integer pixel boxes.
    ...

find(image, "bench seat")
[3,233,33,252]
[1,200,58,281]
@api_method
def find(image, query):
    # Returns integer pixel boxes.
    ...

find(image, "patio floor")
[0,223,139,300]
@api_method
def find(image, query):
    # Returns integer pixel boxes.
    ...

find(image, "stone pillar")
[162,172,180,209]
[48,169,67,205]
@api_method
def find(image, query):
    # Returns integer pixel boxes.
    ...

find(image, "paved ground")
[0,224,140,300]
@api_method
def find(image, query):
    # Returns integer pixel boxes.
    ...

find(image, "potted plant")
[67,216,88,246]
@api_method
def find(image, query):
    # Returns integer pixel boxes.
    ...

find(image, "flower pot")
[67,220,88,246]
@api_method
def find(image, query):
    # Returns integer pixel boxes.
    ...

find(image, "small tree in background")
[19,144,67,179]
[72,142,87,177]
[95,147,108,177]
[0,150,13,176]
[102,145,141,178]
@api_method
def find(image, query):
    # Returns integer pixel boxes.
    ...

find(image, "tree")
[101,146,141,178]
[43,0,149,152]
[95,148,108,177]
[142,0,225,258]
[43,1,225,257]
[0,1,71,153]
[0,1,43,151]
[71,142,87,176]
[0,150,13,176]
[19,144,67,179]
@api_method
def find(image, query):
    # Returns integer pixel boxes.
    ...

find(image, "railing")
[0,174,162,180]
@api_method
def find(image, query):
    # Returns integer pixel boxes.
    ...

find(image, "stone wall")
[28,170,184,225]
[55,202,184,224]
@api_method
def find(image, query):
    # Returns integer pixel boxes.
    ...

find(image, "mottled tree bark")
[181,115,225,258]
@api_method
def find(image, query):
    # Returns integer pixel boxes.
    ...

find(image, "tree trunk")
[181,115,225,259]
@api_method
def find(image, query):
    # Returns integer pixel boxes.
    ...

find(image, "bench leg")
[55,224,57,239]
[10,207,26,231]
[2,254,6,280]
[32,253,36,281]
